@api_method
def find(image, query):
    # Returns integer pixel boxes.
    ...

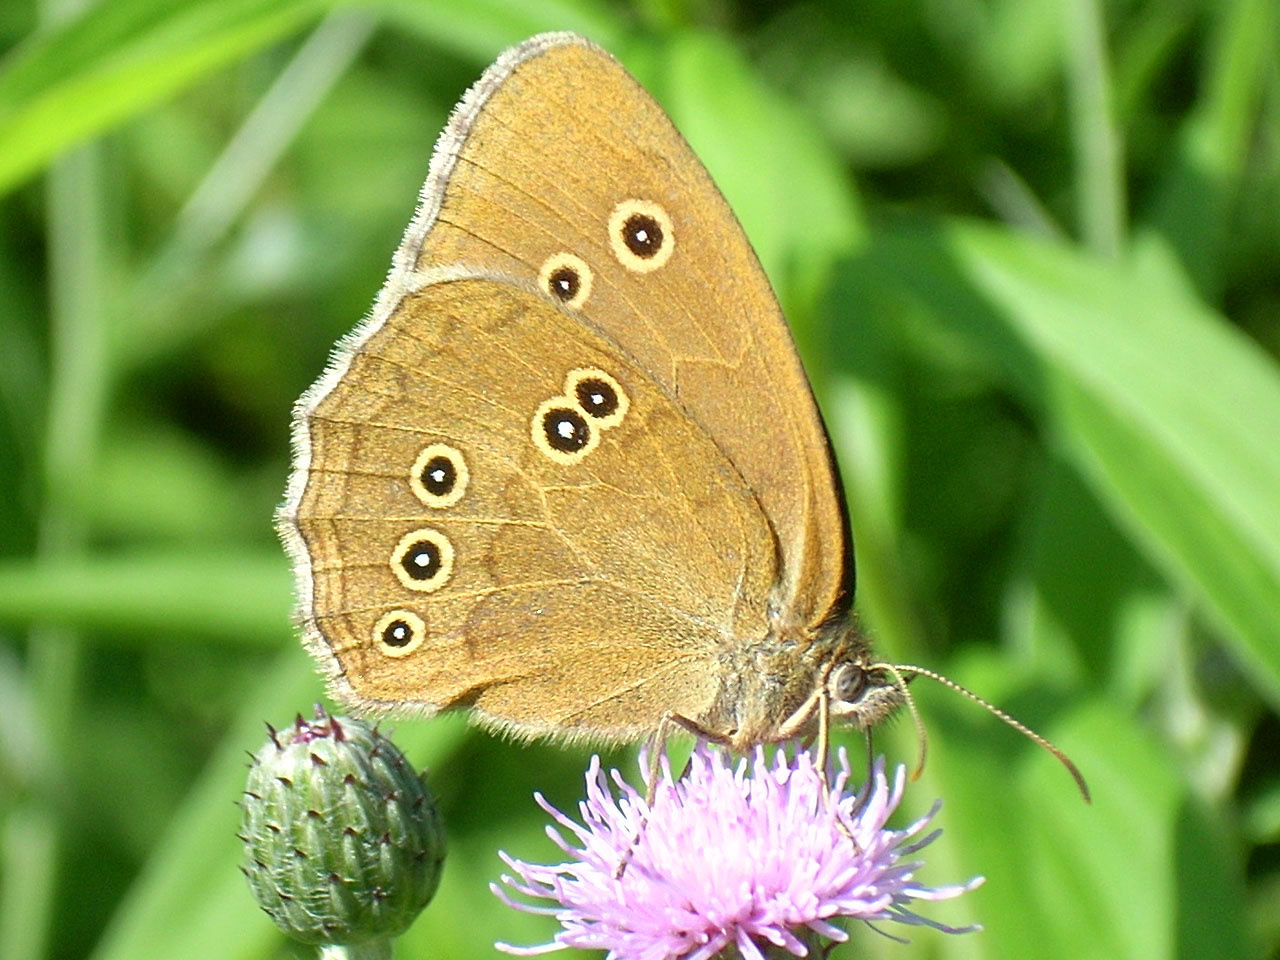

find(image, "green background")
[1,0,1278,958]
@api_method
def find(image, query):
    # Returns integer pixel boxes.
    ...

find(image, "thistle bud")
[240,707,445,948]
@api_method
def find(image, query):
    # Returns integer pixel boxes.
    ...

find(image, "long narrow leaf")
[857,221,1280,705]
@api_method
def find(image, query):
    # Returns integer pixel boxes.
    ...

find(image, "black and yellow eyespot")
[531,397,598,465]
[373,609,426,657]
[390,527,454,593]
[608,199,674,273]
[565,368,628,430]
[410,443,468,508]
[538,252,593,309]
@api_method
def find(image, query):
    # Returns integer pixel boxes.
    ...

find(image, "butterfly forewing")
[405,34,851,627]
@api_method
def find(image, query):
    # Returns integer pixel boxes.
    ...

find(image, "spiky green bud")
[240,707,445,947]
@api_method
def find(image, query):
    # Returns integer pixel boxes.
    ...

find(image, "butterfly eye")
[829,662,867,706]
[550,267,579,299]
[423,457,455,494]
[622,214,662,257]
[575,377,617,418]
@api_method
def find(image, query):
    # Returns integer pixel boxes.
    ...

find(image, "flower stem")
[319,941,394,960]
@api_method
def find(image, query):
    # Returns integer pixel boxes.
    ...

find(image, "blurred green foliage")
[1,0,1277,958]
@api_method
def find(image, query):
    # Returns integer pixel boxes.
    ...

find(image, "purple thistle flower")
[493,744,983,960]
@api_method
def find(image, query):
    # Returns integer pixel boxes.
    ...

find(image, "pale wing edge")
[276,33,600,673]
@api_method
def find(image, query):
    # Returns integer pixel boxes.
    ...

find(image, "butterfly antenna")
[882,662,1091,804]
[877,663,929,783]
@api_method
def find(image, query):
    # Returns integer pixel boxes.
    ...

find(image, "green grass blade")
[0,551,292,644]
[0,0,331,197]
[953,225,1280,701]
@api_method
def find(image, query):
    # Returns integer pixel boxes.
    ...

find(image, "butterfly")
[278,32,1087,799]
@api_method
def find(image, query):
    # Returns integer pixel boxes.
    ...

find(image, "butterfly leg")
[613,713,731,879]
[815,686,831,773]
[813,692,868,853]
[852,729,876,815]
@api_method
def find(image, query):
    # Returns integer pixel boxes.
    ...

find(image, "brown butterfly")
[278,32,1086,798]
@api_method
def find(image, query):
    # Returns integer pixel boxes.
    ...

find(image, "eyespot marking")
[531,397,598,465]
[391,528,454,593]
[538,252,593,309]
[608,199,674,272]
[374,609,426,658]
[410,443,468,508]
[565,368,628,430]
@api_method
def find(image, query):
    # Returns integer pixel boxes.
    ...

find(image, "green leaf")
[0,0,630,198]
[0,0,331,197]
[1010,453,1182,701]
[854,220,1280,708]
[1143,0,1277,297]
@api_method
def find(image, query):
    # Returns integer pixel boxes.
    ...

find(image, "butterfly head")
[739,622,907,749]
[825,657,907,731]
